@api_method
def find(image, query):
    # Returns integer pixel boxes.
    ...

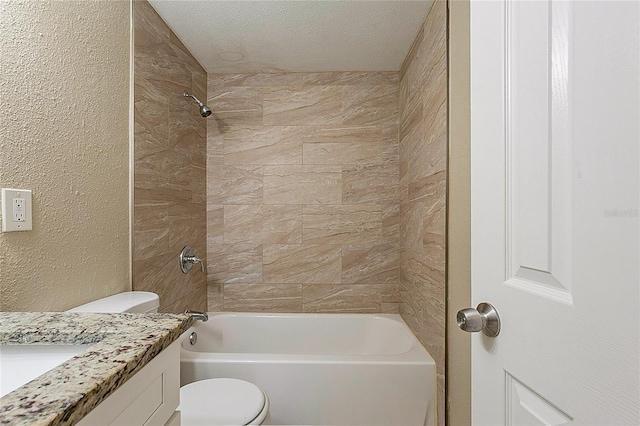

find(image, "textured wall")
[0,0,131,311]
[398,1,447,425]
[206,72,400,313]
[132,0,207,313]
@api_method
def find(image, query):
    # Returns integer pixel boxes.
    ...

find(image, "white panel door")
[470,0,639,424]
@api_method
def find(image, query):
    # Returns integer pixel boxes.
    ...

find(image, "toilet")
[67,291,160,313]
[69,292,270,426]
[179,378,270,425]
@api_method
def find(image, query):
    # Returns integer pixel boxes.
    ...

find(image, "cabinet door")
[78,341,180,426]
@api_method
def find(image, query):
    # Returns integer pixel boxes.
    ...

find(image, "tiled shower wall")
[132,0,208,313]
[398,1,448,425]
[205,72,400,313]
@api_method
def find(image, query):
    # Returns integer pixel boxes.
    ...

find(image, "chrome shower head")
[200,104,212,117]
[183,91,212,118]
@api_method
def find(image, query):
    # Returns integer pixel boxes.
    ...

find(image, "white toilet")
[67,291,160,313]
[179,378,270,425]
[69,292,270,426]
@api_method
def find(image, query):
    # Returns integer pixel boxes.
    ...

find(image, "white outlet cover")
[1,188,33,232]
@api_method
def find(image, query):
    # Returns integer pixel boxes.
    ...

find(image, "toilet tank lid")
[67,292,160,313]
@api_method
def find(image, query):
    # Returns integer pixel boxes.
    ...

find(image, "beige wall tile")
[422,278,446,368]
[409,170,446,202]
[134,0,169,42]
[135,186,191,205]
[224,126,303,165]
[168,202,206,253]
[135,42,192,87]
[302,205,382,245]
[263,86,342,126]
[381,282,400,303]
[343,163,399,205]
[161,278,207,314]
[135,149,175,193]
[133,0,207,314]
[262,205,303,244]
[382,302,400,313]
[169,31,203,74]
[163,151,193,195]
[224,283,302,312]
[207,282,224,311]
[263,244,341,284]
[208,165,263,205]
[400,200,425,252]
[397,2,447,422]
[134,204,169,260]
[134,75,169,160]
[302,284,382,313]
[401,248,444,297]
[436,373,446,426]
[207,121,224,166]
[135,252,203,309]
[208,87,263,126]
[206,71,405,316]
[302,72,398,86]
[399,277,426,336]
[191,166,207,204]
[171,114,206,169]
[342,85,399,126]
[419,174,446,253]
[303,141,384,165]
[224,205,263,243]
[219,204,304,245]
[382,205,400,246]
[192,69,208,102]
[263,165,341,204]
[207,204,224,245]
[302,125,383,144]
[207,243,262,284]
[399,116,428,187]
[342,243,398,284]
[399,93,423,142]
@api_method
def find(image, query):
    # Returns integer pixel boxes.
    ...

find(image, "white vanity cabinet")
[77,341,181,426]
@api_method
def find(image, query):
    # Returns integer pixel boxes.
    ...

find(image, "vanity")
[0,312,194,426]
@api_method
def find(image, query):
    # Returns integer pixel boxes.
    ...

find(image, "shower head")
[200,104,212,117]
[183,91,212,118]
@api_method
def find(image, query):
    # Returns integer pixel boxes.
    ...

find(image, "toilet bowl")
[69,292,270,425]
[179,378,270,425]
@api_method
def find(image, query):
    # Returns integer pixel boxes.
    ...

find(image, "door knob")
[456,302,501,337]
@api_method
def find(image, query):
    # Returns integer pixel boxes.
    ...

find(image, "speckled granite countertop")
[0,312,194,426]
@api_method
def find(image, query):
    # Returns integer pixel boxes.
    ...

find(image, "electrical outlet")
[2,188,33,232]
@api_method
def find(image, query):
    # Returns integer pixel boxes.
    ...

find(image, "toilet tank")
[67,292,160,313]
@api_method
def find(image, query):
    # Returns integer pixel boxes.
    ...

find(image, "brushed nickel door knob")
[456,302,501,337]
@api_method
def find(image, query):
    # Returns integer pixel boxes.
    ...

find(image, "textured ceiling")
[147,0,434,73]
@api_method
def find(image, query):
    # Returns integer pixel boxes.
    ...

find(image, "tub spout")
[185,310,208,322]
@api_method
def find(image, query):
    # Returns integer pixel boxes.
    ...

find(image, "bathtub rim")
[179,312,436,365]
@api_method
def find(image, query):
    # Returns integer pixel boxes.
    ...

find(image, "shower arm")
[183,91,204,107]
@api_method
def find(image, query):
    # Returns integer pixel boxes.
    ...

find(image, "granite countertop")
[0,312,194,426]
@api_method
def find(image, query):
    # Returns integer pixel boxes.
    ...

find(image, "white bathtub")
[180,313,436,426]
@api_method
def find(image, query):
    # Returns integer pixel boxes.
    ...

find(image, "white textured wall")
[0,0,131,311]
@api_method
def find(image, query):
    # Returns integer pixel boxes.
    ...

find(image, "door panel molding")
[504,0,573,305]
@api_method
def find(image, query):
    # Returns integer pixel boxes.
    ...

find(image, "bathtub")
[180,313,436,426]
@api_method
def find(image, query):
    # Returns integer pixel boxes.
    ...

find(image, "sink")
[0,344,89,397]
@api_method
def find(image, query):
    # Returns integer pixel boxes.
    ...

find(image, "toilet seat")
[179,378,269,425]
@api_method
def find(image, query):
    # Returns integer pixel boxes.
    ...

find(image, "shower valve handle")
[179,246,205,274]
